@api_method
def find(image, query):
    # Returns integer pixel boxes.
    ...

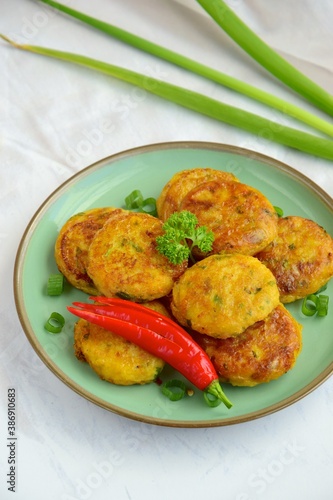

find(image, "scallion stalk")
[197,0,333,117]
[36,0,333,138]
[2,35,333,160]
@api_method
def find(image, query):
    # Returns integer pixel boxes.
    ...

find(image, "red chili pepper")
[67,297,232,409]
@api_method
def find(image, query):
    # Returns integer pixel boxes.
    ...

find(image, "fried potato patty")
[171,254,280,338]
[74,300,168,385]
[74,326,165,385]
[156,167,239,221]
[87,211,187,302]
[256,216,333,303]
[192,304,302,386]
[55,207,124,294]
[180,179,278,256]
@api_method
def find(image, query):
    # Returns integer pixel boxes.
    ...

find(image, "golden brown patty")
[156,167,239,221]
[180,179,278,256]
[74,324,164,386]
[55,207,124,294]
[171,254,280,338]
[87,211,187,302]
[192,304,302,386]
[73,300,168,385]
[256,216,333,303]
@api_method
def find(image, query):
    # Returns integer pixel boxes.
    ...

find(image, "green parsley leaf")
[156,211,214,264]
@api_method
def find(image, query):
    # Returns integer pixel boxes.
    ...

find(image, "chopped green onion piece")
[274,206,284,217]
[36,0,333,138]
[47,273,64,295]
[301,293,329,317]
[161,379,186,401]
[2,38,333,160]
[139,197,157,216]
[44,312,65,333]
[125,190,157,216]
[125,189,144,210]
[317,295,329,317]
[301,294,318,316]
[203,390,222,408]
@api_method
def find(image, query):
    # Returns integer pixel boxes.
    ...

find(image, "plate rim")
[13,140,333,428]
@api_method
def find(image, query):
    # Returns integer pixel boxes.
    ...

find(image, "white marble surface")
[1,1,333,499]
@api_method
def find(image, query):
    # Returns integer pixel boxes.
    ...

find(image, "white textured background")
[1,1,333,499]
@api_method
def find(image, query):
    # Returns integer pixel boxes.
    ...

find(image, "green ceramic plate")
[14,142,333,427]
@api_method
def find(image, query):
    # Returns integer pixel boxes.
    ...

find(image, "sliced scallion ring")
[317,295,329,317]
[203,391,222,408]
[47,273,64,295]
[301,294,318,317]
[44,312,65,334]
[161,379,186,401]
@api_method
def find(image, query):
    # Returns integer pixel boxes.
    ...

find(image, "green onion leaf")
[47,273,64,295]
[44,312,65,333]
[36,0,333,138]
[203,390,222,408]
[3,36,333,160]
[161,379,187,401]
[197,0,333,118]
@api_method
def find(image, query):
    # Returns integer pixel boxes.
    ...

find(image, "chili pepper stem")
[206,380,233,409]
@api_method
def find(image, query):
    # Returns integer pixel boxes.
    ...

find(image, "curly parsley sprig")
[156,211,214,264]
